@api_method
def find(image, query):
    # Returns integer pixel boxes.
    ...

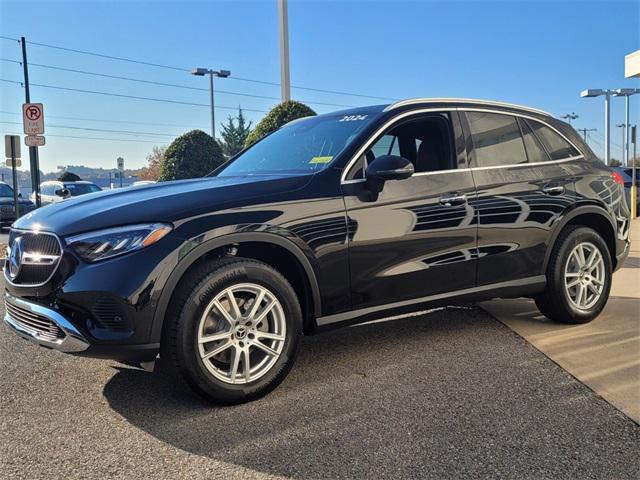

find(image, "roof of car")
[383,98,551,117]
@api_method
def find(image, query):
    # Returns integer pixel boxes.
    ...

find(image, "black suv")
[3,99,630,404]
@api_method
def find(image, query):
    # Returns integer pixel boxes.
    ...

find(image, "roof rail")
[383,98,551,117]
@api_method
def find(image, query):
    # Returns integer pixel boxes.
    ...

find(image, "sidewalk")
[481,219,640,423]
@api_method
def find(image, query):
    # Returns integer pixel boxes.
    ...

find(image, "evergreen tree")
[220,108,253,158]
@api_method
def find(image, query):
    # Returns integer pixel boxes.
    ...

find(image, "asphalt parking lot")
[1,289,639,480]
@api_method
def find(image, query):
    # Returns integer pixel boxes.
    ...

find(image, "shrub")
[244,101,316,147]
[58,171,81,182]
[159,130,224,181]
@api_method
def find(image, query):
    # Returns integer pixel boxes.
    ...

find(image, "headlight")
[66,223,172,262]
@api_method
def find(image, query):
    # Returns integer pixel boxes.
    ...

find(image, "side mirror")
[55,188,71,198]
[18,193,22,198]
[365,155,414,193]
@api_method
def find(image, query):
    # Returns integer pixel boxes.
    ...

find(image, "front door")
[341,111,478,310]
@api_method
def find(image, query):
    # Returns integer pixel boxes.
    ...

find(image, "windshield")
[0,184,14,197]
[217,112,378,176]
[66,183,101,196]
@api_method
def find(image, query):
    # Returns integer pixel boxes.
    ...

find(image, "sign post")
[22,102,45,207]
[117,157,124,188]
[5,135,21,220]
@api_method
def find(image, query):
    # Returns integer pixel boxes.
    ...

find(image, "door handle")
[439,193,467,207]
[542,185,565,196]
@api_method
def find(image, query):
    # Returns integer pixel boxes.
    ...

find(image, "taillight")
[612,171,625,186]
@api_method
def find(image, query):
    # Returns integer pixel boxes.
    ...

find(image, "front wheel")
[535,226,612,324]
[162,257,302,404]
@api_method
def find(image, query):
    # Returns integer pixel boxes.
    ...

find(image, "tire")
[535,226,612,324]
[161,256,302,404]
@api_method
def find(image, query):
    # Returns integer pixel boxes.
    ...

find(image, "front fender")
[148,230,322,344]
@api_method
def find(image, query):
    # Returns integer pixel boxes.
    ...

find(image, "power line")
[10,37,397,102]
[0,78,270,112]
[0,130,167,144]
[0,58,356,108]
[0,110,202,129]
[0,120,180,137]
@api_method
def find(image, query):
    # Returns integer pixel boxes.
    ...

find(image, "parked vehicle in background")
[32,180,101,206]
[611,166,639,212]
[132,180,157,186]
[0,182,35,229]
[4,98,630,405]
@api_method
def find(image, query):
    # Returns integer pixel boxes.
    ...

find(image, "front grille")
[5,299,65,341]
[0,205,15,215]
[6,230,62,286]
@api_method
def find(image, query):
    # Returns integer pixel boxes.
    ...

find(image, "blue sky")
[1,0,638,172]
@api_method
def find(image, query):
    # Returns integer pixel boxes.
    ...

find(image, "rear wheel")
[162,257,302,404]
[535,226,612,324]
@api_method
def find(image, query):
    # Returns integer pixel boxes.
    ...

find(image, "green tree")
[244,100,316,147]
[58,171,81,182]
[220,108,253,158]
[159,130,224,181]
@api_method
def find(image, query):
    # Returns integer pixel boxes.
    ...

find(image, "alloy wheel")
[564,241,605,311]
[197,283,286,384]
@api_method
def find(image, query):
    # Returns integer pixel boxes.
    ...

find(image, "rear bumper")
[614,239,630,272]
[3,293,159,361]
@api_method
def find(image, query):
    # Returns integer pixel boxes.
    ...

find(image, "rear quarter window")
[525,119,580,160]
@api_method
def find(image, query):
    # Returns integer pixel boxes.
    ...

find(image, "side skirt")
[315,275,546,330]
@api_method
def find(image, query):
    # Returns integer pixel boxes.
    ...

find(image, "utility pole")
[20,36,41,207]
[278,0,291,102]
[576,127,597,143]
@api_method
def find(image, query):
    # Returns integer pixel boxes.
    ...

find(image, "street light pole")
[278,0,291,102]
[613,89,640,166]
[581,89,613,164]
[604,91,611,165]
[191,67,231,140]
[209,72,215,139]
[562,112,578,124]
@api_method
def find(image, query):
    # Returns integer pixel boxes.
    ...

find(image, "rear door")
[342,111,478,310]
[461,110,579,286]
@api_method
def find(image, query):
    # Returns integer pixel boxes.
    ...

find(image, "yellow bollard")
[631,185,637,219]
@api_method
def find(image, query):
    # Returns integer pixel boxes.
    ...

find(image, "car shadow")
[101,305,633,479]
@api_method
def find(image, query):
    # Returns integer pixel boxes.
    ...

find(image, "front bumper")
[3,293,160,360]
[3,293,90,352]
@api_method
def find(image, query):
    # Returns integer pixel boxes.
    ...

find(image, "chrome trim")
[316,276,546,326]
[340,106,584,184]
[3,294,90,352]
[383,97,551,116]
[3,229,64,288]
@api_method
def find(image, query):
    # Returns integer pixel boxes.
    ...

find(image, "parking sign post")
[21,37,42,208]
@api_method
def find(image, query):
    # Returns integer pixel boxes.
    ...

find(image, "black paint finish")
[4,100,630,361]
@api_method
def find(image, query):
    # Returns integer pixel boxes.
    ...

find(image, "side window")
[526,119,580,160]
[370,134,400,158]
[344,113,454,180]
[466,112,527,167]
[41,185,52,196]
[518,118,550,163]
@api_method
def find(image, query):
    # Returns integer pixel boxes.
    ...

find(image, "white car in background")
[32,180,102,206]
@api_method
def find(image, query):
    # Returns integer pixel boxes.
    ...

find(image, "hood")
[14,173,312,236]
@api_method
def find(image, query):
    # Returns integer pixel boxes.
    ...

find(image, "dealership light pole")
[581,89,613,165]
[562,112,578,124]
[278,0,291,102]
[613,88,640,166]
[191,68,231,139]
